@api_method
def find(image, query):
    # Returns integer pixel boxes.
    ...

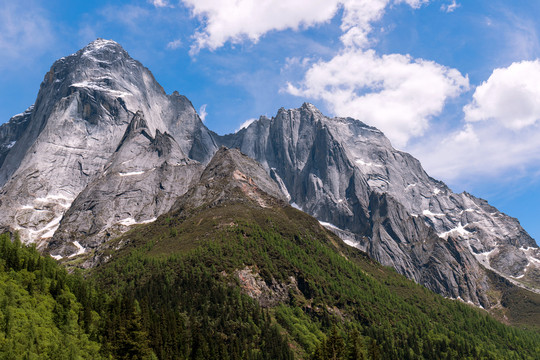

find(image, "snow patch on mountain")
[118,217,157,227]
[438,222,470,239]
[119,170,146,177]
[69,241,86,258]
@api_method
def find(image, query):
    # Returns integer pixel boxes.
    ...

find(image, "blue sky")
[1,0,540,244]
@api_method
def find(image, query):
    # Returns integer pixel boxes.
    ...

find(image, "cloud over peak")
[287,49,469,147]
[464,60,540,130]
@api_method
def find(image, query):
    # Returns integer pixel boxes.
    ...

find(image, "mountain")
[48,110,203,263]
[218,104,540,306]
[0,39,539,315]
[1,122,540,357]
[71,147,540,358]
[0,39,216,248]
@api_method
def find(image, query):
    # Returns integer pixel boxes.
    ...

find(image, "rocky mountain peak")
[71,38,131,68]
[174,147,287,212]
[0,39,216,246]
[1,39,538,312]
[80,38,124,55]
[203,147,287,201]
[299,102,323,116]
[216,102,540,304]
[41,38,136,91]
[115,110,151,151]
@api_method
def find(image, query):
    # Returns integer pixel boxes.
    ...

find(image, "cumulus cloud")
[182,0,340,54]
[281,0,472,148]
[179,0,471,148]
[287,49,468,147]
[464,60,540,130]
[0,1,54,67]
[411,60,540,182]
[181,1,432,52]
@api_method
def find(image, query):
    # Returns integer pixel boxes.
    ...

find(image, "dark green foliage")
[1,198,540,359]
[0,233,102,359]
[92,203,540,359]
[96,248,294,360]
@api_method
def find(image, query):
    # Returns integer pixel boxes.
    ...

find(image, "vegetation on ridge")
[92,201,540,359]
[0,200,539,359]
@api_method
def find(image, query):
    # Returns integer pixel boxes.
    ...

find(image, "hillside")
[76,148,540,359]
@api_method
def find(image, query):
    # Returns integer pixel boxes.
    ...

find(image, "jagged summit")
[48,110,202,261]
[60,38,131,67]
[82,38,123,52]
[217,102,540,304]
[0,40,216,248]
[173,147,288,213]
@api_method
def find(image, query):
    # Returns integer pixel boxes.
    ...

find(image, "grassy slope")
[90,198,540,359]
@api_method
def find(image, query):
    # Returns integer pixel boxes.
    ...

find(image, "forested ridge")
[1,201,539,359]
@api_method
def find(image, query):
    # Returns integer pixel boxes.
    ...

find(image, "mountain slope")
[82,147,540,359]
[48,111,203,262]
[218,104,540,305]
[0,233,103,359]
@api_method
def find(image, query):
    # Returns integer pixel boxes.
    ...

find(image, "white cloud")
[339,0,389,48]
[178,0,472,152]
[178,1,470,149]
[166,39,182,49]
[280,0,471,148]
[182,0,340,54]
[198,104,208,121]
[181,1,432,52]
[411,121,540,182]
[236,118,257,132]
[286,49,468,147]
[441,1,459,13]
[0,1,54,67]
[410,60,540,182]
[464,60,540,130]
[151,0,171,7]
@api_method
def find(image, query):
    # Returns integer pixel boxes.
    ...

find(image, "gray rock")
[48,111,203,259]
[218,102,540,304]
[1,39,538,309]
[0,105,33,170]
[0,39,216,246]
[173,146,288,213]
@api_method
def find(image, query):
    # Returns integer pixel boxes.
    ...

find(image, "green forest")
[0,201,539,359]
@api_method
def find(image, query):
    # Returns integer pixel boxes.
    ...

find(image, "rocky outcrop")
[173,147,288,213]
[234,267,297,307]
[0,105,33,170]
[48,111,203,259]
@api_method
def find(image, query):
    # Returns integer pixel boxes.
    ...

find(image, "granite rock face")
[0,39,215,248]
[218,103,540,305]
[0,106,34,170]
[48,111,203,261]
